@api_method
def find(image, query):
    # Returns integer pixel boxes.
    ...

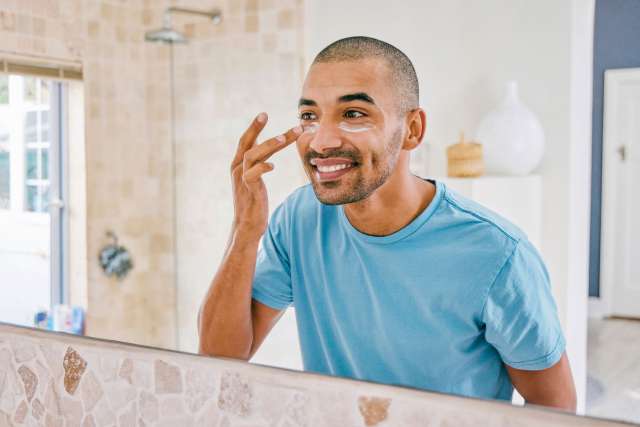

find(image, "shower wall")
[1,0,177,348]
[152,0,307,352]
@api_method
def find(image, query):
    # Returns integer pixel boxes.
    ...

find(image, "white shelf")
[432,175,542,248]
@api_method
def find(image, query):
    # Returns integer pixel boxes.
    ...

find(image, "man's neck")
[342,172,436,237]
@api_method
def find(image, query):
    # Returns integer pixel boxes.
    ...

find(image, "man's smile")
[309,157,359,182]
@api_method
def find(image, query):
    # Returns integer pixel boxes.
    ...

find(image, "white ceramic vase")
[474,81,545,175]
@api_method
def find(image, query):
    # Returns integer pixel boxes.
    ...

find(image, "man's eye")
[344,110,365,119]
[299,112,316,121]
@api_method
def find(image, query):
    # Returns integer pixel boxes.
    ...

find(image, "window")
[23,78,51,213]
[0,72,67,326]
[0,75,53,213]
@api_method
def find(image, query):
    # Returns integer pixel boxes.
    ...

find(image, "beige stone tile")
[0,11,17,31]
[15,14,31,33]
[277,8,294,29]
[245,13,258,32]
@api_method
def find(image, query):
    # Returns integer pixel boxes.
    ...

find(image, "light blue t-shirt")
[251,179,566,401]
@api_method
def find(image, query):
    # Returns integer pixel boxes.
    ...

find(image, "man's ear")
[402,108,426,150]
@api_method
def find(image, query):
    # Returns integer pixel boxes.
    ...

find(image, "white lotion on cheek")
[302,122,320,134]
[337,121,374,133]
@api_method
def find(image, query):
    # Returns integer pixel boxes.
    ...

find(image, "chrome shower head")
[145,27,188,44]
[144,7,222,44]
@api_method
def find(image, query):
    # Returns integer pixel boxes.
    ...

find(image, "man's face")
[296,59,405,205]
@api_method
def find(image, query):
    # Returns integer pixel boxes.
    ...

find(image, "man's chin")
[310,181,361,205]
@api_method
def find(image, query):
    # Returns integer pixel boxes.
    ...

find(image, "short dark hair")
[312,36,419,113]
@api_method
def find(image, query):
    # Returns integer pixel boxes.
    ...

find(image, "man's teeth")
[317,163,353,173]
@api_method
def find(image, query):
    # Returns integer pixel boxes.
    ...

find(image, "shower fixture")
[144,6,222,44]
[144,6,222,347]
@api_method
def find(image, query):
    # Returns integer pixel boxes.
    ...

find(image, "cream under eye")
[301,122,320,133]
[337,121,375,133]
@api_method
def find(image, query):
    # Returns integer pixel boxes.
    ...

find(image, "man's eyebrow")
[338,92,375,105]
[298,98,317,107]
[298,92,376,108]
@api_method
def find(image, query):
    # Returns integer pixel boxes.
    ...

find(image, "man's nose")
[308,123,342,154]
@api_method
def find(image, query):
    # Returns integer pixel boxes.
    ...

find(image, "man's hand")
[230,112,302,242]
[505,351,577,413]
[197,114,302,359]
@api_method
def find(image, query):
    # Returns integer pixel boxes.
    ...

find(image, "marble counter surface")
[0,322,634,427]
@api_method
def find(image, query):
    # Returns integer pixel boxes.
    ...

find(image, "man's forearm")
[525,395,577,413]
[506,353,577,414]
[198,231,260,359]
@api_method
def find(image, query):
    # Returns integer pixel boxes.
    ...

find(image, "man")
[198,36,577,412]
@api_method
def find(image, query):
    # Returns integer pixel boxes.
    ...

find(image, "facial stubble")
[311,125,404,205]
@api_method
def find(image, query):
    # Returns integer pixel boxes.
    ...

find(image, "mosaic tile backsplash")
[0,323,631,427]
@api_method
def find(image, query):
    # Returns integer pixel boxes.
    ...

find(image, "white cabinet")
[434,175,542,248]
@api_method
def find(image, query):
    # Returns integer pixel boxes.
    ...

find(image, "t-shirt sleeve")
[251,203,293,310]
[481,239,566,370]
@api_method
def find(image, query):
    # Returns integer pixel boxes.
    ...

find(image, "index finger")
[243,125,303,169]
[232,112,268,169]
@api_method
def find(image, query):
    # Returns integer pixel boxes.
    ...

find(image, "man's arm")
[248,299,286,359]
[197,234,260,359]
[505,351,577,412]
[198,113,300,359]
[196,227,287,360]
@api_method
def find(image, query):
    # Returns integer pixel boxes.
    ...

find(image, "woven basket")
[446,133,484,177]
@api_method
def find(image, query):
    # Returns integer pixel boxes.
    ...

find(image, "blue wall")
[590,0,640,297]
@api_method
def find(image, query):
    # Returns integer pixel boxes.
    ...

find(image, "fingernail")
[276,134,286,143]
[256,112,267,123]
[293,125,304,135]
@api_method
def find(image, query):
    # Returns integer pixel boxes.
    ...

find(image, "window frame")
[0,72,68,307]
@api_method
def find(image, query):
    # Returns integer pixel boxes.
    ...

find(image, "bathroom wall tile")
[277,8,294,29]
[12,341,37,364]
[81,414,96,427]
[185,367,217,413]
[104,381,136,413]
[154,359,183,394]
[44,380,62,416]
[138,390,159,423]
[195,400,220,426]
[38,344,64,382]
[159,395,186,418]
[118,401,137,427]
[45,412,64,427]
[62,347,87,395]
[79,370,103,412]
[245,12,259,32]
[13,400,27,424]
[33,360,52,398]
[17,366,38,402]
[358,396,392,427]
[59,396,83,426]
[217,371,253,418]
[99,356,119,383]
[93,397,116,426]
[118,358,134,384]
[0,326,635,427]
[131,360,153,390]
[32,397,45,420]
[0,11,17,31]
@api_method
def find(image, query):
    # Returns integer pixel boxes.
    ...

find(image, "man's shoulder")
[438,182,527,245]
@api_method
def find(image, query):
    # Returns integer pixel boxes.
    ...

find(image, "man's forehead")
[301,59,393,101]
